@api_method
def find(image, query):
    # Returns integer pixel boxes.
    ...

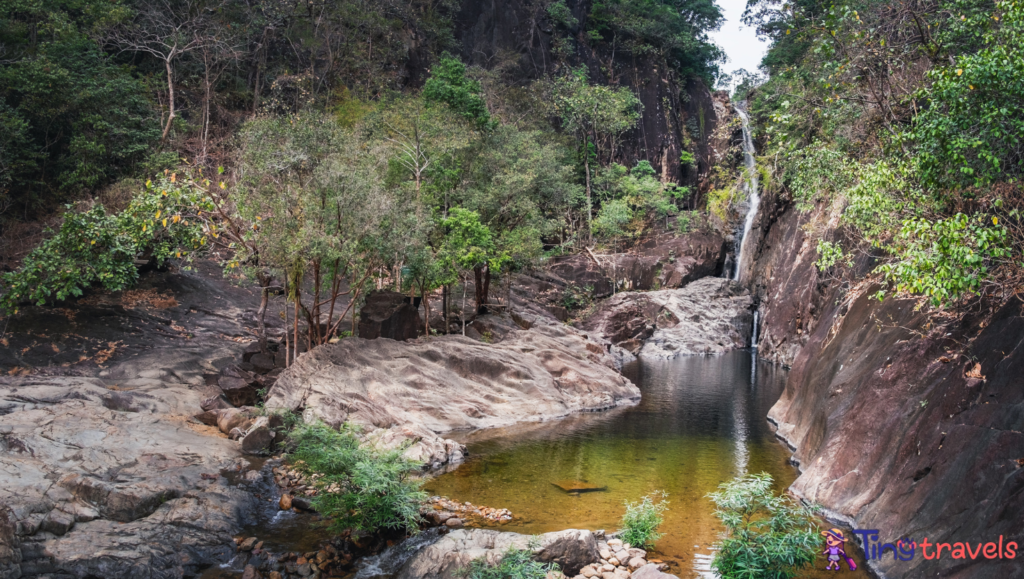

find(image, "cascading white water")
[751,309,759,349]
[733,105,760,282]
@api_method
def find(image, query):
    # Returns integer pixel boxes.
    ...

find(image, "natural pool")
[423,351,870,578]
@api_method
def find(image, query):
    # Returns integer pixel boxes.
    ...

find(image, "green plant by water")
[707,473,820,579]
[619,490,669,549]
[461,543,560,579]
[287,421,426,535]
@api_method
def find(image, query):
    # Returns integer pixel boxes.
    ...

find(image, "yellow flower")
[173,215,180,223]
[220,181,226,189]
[956,69,963,76]
[162,218,168,227]
[993,217,998,225]
[90,240,96,245]
[155,210,161,219]
[142,224,147,232]
[170,173,176,183]
[969,84,975,90]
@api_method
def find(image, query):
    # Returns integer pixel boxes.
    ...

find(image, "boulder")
[396,529,600,579]
[358,290,422,342]
[201,394,233,411]
[219,375,259,407]
[265,323,639,467]
[0,506,20,579]
[547,255,613,297]
[639,231,725,289]
[631,564,679,579]
[241,418,276,455]
[582,277,753,360]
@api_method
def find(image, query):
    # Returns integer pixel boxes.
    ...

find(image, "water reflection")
[426,352,796,576]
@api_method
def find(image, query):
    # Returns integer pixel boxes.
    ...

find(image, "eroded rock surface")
[396,528,599,579]
[0,374,255,578]
[265,319,640,468]
[583,277,752,361]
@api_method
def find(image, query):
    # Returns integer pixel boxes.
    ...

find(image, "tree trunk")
[474,266,484,315]
[422,281,429,336]
[256,287,269,353]
[161,57,176,143]
[283,276,290,367]
[482,267,491,314]
[583,137,592,244]
[442,284,448,334]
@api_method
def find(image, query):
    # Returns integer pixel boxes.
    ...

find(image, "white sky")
[708,0,769,89]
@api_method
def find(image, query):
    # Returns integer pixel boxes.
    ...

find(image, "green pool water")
[423,351,870,578]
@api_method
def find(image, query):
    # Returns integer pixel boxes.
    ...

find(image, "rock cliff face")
[746,193,1024,578]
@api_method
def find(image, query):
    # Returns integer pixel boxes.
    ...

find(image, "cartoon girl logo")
[822,528,858,571]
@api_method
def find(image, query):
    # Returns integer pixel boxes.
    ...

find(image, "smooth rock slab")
[266,321,640,468]
[396,528,600,579]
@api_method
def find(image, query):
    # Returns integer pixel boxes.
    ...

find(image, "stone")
[193,410,221,426]
[628,557,647,570]
[0,505,20,578]
[219,375,259,406]
[606,539,622,548]
[614,549,630,562]
[242,564,263,579]
[631,563,679,579]
[444,518,463,528]
[201,394,234,411]
[266,324,639,467]
[581,565,599,578]
[613,569,630,579]
[291,497,313,511]
[215,407,255,435]
[241,420,276,455]
[546,254,614,298]
[40,510,75,536]
[358,290,422,342]
[269,572,284,579]
[279,494,292,510]
[239,537,258,551]
[397,529,599,578]
[250,353,277,374]
[599,548,612,560]
[627,548,646,560]
[601,564,615,572]
[607,558,619,567]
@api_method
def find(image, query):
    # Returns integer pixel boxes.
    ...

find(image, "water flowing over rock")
[582,277,753,362]
[265,320,640,468]
[395,528,600,579]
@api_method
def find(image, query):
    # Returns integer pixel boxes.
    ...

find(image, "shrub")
[462,544,559,579]
[619,491,669,549]
[1,173,213,314]
[707,473,820,579]
[288,421,426,535]
[560,283,593,311]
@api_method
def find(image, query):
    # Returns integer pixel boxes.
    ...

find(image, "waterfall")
[750,309,759,349]
[733,105,760,282]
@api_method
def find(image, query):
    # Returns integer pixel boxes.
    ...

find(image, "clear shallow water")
[424,352,870,578]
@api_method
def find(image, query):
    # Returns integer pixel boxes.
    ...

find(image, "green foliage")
[0,35,158,206]
[594,198,633,238]
[587,0,724,82]
[592,161,678,239]
[462,544,559,579]
[288,420,426,535]
[547,0,578,29]
[679,150,696,167]
[878,213,1009,306]
[423,56,494,130]
[708,473,820,579]
[1,174,213,314]
[907,0,1024,190]
[814,240,852,271]
[707,186,740,224]
[440,207,507,275]
[550,68,642,164]
[560,282,593,311]
[619,490,669,549]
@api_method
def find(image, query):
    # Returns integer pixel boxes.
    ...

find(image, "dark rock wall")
[748,196,1024,578]
[452,0,719,190]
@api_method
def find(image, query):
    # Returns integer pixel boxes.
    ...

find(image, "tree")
[422,56,494,130]
[235,110,396,361]
[550,69,641,241]
[438,208,507,318]
[106,0,224,143]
